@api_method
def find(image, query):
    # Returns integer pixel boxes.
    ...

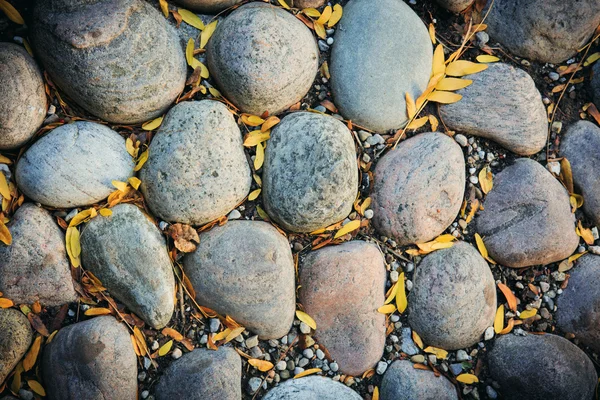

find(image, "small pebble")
[330,362,339,372]
[456,349,469,362]
[171,348,182,360]
[390,270,399,283]
[141,390,149,399]
[469,176,479,185]
[294,367,305,375]
[247,377,262,393]
[209,318,220,333]
[318,41,330,52]
[484,326,495,341]
[410,354,425,363]
[227,209,242,219]
[276,360,287,371]
[548,72,560,81]
[358,130,372,141]
[316,349,325,360]
[449,363,463,375]
[364,209,374,219]
[405,263,414,273]
[303,349,314,359]
[246,335,259,349]
[376,361,388,375]
[486,385,499,399]
[299,322,311,334]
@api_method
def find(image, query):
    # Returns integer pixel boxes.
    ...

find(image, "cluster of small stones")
[1,0,600,399]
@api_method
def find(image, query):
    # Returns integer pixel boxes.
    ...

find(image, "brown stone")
[289,0,325,8]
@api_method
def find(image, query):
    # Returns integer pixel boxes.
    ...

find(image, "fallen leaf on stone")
[476,55,499,63]
[159,0,168,17]
[66,227,81,268]
[277,0,290,9]
[373,387,379,400]
[249,359,274,372]
[474,233,496,264]
[407,116,428,130]
[112,180,129,192]
[427,91,462,104]
[261,116,280,132]
[568,252,586,263]
[0,154,12,164]
[327,4,342,27]
[28,312,49,336]
[497,283,517,312]
[396,272,407,313]
[0,0,24,24]
[494,305,504,334]
[248,189,261,201]
[127,177,141,190]
[0,297,13,308]
[135,149,149,171]
[27,380,45,396]
[178,8,205,30]
[200,20,217,49]
[0,172,10,201]
[584,52,600,67]
[413,364,431,371]
[412,330,424,349]
[416,235,455,254]
[424,346,448,359]
[224,326,245,343]
[428,23,436,44]
[314,22,326,39]
[519,309,537,320]
[142,116,163,131]
[377,304,396,314]
[498,318,514,335]
[479,167,493,194]
[243,131,270,147]
[84,307,112,316]
[131,335,141,356]
[569,194,583,213]
[560,158,574,194]
[168,223,200,253]
[241,114,265,126]
[256,205,269,221]
[552,84,566,93]
[432,44,445,76]
[0,219,11,245]
[445,60,487,77]
[294,368,321,379]
[158,340,173,356]
[436,77,472,91]
[334,219,360,238]
[406,92,417,119]
[133,326,149,354]
[47,330,58,344]
[576,221,594,245]
[213,328,231,342]
[456,373,479,384]
[254,142,265,170]
[316,5,332,25]
[303,7,320,17]
[69,208,97,227]
[296,310,317,329]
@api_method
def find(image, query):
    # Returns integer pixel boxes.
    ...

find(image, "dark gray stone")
[207,3,318,116]
[476,159,579,268]
[560,121,600,225]
[592,62,600,107]
[0,43,46,150]
[263,112,357,233]
[140,100,251,226]
[372,132,465,246]
[16,121,134,208]
[435,0,472,13]
[380,360,458,400]
[408,242,496,350]
[262,376,362,400]
[155,347,241,400]
[172,0,242,13]
[484,0,600,63]
[31,0,186,124]
[80,204,175,329]
[0,309,32,386]
[0,204,78,306]
[331,0,432,132]
[42,316,137,400]
[183,221,295,339]
[488,333,597,400]
[440,63,547,155]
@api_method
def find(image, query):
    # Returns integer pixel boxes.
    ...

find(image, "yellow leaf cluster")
[382,272,408,314]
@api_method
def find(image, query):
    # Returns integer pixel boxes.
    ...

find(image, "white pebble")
[364,209,374,219]
[171,348,183,359]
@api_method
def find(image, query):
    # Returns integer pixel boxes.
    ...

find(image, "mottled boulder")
[183,221,295,339]
[476,159,579,268]
[172,0,242,13]
[484,0,600,63]
[31,0,186,124]
[262,376,362,400]
[263,112,357,232]
[80,204,175,329]
[435,0,472,13]
[0,43,46,150]
[299,241,386,376]
[16,122,134,208]
[560,121,600,225]
[290,0,325,7]
[331,0,432,132]
[372,132,465,246]
[140,100,251,225]
[42,316,137,400]
[155,347,241,400]
[380,360,458,400]
[0,204,77,306]
[207,3,318,115]
[0,309,32,385]
[488,334,597,400]
[440,63,547,155]
[408,242,496,350]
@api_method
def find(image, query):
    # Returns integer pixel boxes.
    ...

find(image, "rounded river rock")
[380,360,458,400]
[172,0,242,13]
[262,376,362,400]
[0,309,32,386]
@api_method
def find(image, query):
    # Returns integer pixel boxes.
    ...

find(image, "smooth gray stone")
[31,0,186,124]
[0,308,32,386]
[0,43,46,150]
[331,0,432,132]
[42,316,137,400]
[372,132,465,245]
[172,0,242,13]
[16,121,134,208]
[140,100,251,225]
[155,347,241,400]
[380,360,458,400]
[80,204,175,329]
[0,204,78,306]
[560,121,600,225]
[484,0,600,63]
[408,242,496,350]
[476,159,579,268]
[183,221,295,339]
[488,333,597,400]
[435,0,472,13]
[207,3,318,116]
[440,63,547,155]
[262,376,362,400]
[263,112,357,233]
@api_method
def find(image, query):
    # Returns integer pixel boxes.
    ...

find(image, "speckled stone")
[380,360,458,400]
[171,0,242,13]
[435,0,472,13]
[0,308,32,385]
[262,376,362,400]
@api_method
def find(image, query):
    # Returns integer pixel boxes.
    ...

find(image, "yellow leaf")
[135,150,149,171]
[0,219,11,245]
[278,0,290,9]
[10,362,22,394]
[0,297,13,308]
[384,282,398,305]
[436,77,472,91]
[69,208,96,227]
[162,327,184,341]
[568,251,586,263]
[0,172,10,200]
[519,308,537,320]
[294,368,321,379]
[407,116,428,130]
[584,52,600,67]
[479,167,493,194]
[158,340,173,356]
[476,55,500,63]
[256,205,269,220]
[200,20,217,49]
[142,116,163,131]
[0,154,12,164]
[498,318,515,335]
[70,227,81,258]
[178,8,205,30]
[296,310,317,330]
[0,0,24,24]
[570,194,584,213]
[249,359,274,372]
[334,219,360,239]
[428,23,436,44]
[427,91,462,104]
[494,304,504,334]
[377,304,396,314]
[261,116,280,132]
[248,189,261,201]
[412,330,423,349]
[423,346,448,359]
[159,0,169,17]
[577,221,595,245]
[360,197,372,216]
[396,272,407,313]
[254,142,265,171]
[327,4,342,27]
[405,92,417,119]
[474,233,496,264]
[456,373,479,384]
[209,87,221,98]
[112,180,129,192]
[428,115,439,131]
[241,114,265,126]
[244,131,270,147]
[432,44,445,77]
[99,208,112,217]
[303,8,320,17]
[23,335,42,371]
[314,22,326,39]
[27,380,46,396]
[224,326,245,343]
[560,158,574,194]
[316,5,332,25]
[84,307,112,316]
[373,387,379,400]
[435,234,457,243]
[125,138,137,157]
[445,60,488,77]
[128,177,141,190]
[66,227,80,268]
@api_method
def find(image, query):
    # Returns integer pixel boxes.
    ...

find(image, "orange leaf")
[249,359,274,372]
[294,368,321,379]
[497,283,517,312]
[23,336,42,371]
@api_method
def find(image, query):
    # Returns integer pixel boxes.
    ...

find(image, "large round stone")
[439,63,547,156]
[435,0,472,13]
[16,121,134,208]
[140,100,251,225]
[0,204,78,306]
[476,159,579,268]
[331,0,432,132]
[206,3,318,116]
[0,308,32,386]
[299,241,386,376]
[80,204,175,329]
[155,347,241,400]
[372,132,465,246]
[183,221,295,339]
[408,242,496,350]
[42,316,137,400]
[30,0,186,124]
[262,376,362,400]
[0,43,46,150]
[380,360,458,400]
[488,333,597,400]
[172,0,242,13]
[484,0,600,63]
[263,112,357,232]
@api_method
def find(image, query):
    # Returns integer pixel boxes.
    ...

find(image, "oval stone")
[380,360,458,400]
[262,376,362,400]
[183,221,295,339]
[331,0,432,132]
[0,308,32,386]
[16,121,134,208]
[0,43,46,150]
[31,0,186,124]
[140,100,251,225]
[172,0,242,13]
[263,112,357,233]
[207,3,318,116]
[372,132,465,246]
[80,204,175,329]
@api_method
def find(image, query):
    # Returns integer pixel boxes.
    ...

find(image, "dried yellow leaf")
[427,91,462,104]
[584,52,600,67]
[296,310,317,330]
[445,60,488,77]
[0,154,12,164]
[456,373,479,384]
[66,227,81,268]
[142,117,163,131]
[373,387,379,400]
[27,380,46,396]
[396,272,407,313]
[435,234,457,243]
[159,0,169,17]
[407,116,428,130]
[432,44,445,77]
[412,330,423,349]
[0,219,11,245]
[23,336,42,372]
[428,115,439,131]
[423,346,448,359]
[248,189,261,201]
[261,116,280,132]
[568,251,586,263]
[384,281,398,305]
[135,150,149,171]
[479,167,493,194]
[241,114,265,126]
[244,131,270,147]
[476,55,500,63]
[334,219,360,238]
[494,304,504,334]
[316,5,332,24]
[327,4,342,27]
[406,92,417,119]
[359,197,371,216]
[69,208,96,227]
[498,283,517,312]
[0,297,13,308]
[474,233,496,264]
[249,359,274,372]
[416,238,454,254]
[0,172,11,201]
[377,304,396,314]
[303,8,320,17]
[209,87,221,98]
[436,77,472,91]
[254,142,265,171]
[178,8,205,30]
[314,22,326,39]
[577,221,595,245]
[84,307,112,316]
[158,340,173,356]
[125,138,137,157]
[428,23,436,44]
[200,20,217,49]
[560,158,574,194]
[70,227,81,258]
[112,180,129,192]
[277,0,291,9]
[225,326,245,343]
[294,368,321,379]
[0,0,24,24]
[519,308,537,320]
